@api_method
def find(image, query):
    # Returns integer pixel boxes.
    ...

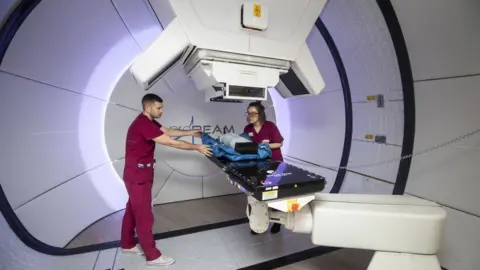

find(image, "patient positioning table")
[206,156,447,270]
[207,156,326,202]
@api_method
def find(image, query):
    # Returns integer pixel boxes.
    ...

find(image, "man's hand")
[191,130,202,138]
[153,134,212,156]
[196,144,212,156]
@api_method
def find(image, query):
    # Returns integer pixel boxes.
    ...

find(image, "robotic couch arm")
[247,193,447,270]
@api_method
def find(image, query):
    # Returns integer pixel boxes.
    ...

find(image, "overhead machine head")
[129,0,327,102]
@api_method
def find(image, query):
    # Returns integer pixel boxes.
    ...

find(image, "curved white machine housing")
[130,0,327,102]
[247,193,447,270]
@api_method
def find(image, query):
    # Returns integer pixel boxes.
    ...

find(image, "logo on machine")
[266,172,292,178]
[170,116,235,143]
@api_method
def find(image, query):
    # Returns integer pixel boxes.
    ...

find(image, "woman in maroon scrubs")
[244,102,284,234]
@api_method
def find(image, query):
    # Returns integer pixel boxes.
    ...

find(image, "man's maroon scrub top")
[124,114,163,183]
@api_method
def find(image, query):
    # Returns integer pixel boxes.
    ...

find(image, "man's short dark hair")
[142,93,163,109]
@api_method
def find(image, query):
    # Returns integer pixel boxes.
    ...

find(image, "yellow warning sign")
[253,4,262,17]
[365,134,374,140]
[366,95,377,101]
[262,190,278,200]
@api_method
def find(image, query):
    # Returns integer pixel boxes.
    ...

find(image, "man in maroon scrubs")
[243,102,284,234]
[120,93,211,266]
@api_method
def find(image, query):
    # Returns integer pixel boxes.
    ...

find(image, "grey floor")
[1,200,373,270]
[66,193,247,248]
[111,222,373,269]
[63,193,374,269]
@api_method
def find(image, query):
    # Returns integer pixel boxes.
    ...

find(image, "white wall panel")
[391,0,480,81]
[112,0,163,51]
[269,88,291,152]
[0,0,17,25]
[341,172,394,194]
[108,68,172,112]
[0,0,148,246]
[203,173,241,198]
[14,164,127,247]
[348,141,400,183]
[284,90,345,172]
[112,158,127,182]
[271,25,342,160]
[0,0,140,101]
[438,207,480,270]
[321,0,402,95]
[320,0,403,185]
[407,75,480,216]
[352,101,404,146]
[104,104,140,161]
[305,27,341,92]
[152,171,202,204]
[0,72,109,209]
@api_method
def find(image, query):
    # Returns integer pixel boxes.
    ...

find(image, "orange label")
[287,199,299,212]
